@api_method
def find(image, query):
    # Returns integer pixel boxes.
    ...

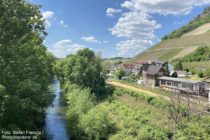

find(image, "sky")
[29,0,210,58]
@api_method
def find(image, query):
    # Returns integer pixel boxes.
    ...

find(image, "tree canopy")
[0,0,54,131]
[54,48,106,94]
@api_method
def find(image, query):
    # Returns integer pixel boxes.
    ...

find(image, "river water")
[45,79,70,140]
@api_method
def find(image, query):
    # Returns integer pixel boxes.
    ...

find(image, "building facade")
[159,77,209,97]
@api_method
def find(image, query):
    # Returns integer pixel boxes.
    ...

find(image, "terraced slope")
[130,32,210,63]
[182,23,210,37]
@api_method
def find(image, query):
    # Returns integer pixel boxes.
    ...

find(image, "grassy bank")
[62,82,210,140]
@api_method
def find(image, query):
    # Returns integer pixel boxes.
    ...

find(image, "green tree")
[65,84,94,137]
[116,69,126,80]
[0,0,54,130]
[55,48,106,94]
[174,61,183,70]
[171,72,178,78]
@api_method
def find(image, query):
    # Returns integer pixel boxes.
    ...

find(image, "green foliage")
[113,88,168,108]
[162,7,210,40]
[0,0,54,130]
[182,46,210,62]
[108,101,171,140]
[198,71,204,78]
[171,72,178,78]
[174,117,210,140]
[205,68,210,77]
[115,69,126,80]
[174,61,183,70]
[79,107,115,140]
[64,84,94,137]
[64,84,115,139]
[54,48,105,94]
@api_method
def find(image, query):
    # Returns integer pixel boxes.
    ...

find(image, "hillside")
[130,32,210,63]
[182,23,210,37]
[162,6,210,40]
[173,46,210,72]
[103,57,131,64]
[130,6,210,64]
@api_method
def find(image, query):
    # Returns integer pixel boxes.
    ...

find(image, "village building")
[135,60,169,86]
[117,64,134,75]
[142,65,166,86]
[158,77,209,97]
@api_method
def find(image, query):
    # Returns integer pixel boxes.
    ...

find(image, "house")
[159,77,209,97]
[117,64,134,75]
[135,60,169,86]
[203,77,210,87]
[142,65,166,86]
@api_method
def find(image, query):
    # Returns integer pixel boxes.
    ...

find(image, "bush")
[174,117,210,140]
[198,71,204,78]
[79,107,115,140]
[65,84,94,137]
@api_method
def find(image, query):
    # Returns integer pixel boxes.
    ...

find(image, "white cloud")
[117,39,154,57]
[42,11,54,28]
[110,0,210,57]
[122,0,210,16]
[48,40,85,58]
[110,12,161,39]
[60,20,68,28]
[106,8,122,17]
[42,11,54,19]
[81,36,101,43]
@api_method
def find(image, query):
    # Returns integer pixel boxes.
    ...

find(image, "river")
[45,79,70,140]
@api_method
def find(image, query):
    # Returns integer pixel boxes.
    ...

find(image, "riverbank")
[63,82,210,139]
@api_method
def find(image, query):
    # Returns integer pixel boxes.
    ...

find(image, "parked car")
[137,80,146,85]
[121,76,129,80]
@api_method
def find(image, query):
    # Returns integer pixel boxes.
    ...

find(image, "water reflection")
[45,79,69,140]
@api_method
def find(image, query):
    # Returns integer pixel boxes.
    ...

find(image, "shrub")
[198,71,204,78]
[174,117,210,140]
[65,84,94,137]
[79,107,115,140]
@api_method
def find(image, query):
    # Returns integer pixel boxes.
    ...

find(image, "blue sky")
[30,0,210,58]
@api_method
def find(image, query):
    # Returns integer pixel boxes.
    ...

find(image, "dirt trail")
[107,81,210,108]
[107,81,170,100]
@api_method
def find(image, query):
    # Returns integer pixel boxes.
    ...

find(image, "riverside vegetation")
[55,49,210,140]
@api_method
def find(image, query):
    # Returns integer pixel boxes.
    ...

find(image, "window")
[173,82,178,87]
[161,80,166,85]
[167,81,172,86]
[182,83,186,88]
